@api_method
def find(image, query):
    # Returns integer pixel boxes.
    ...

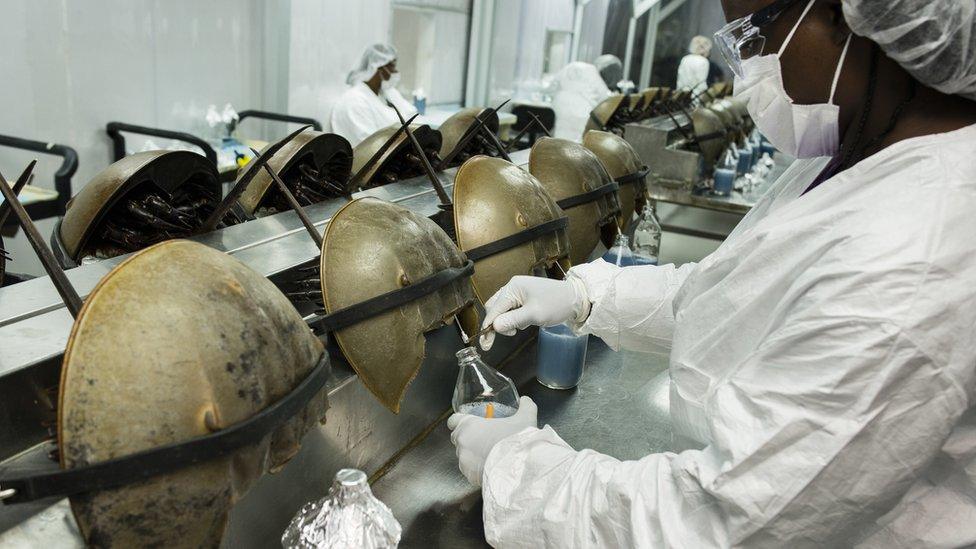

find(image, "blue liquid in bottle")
[601,234,636,267]
[536,324,588,390]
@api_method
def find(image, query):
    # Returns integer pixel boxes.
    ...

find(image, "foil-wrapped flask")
[282,468,402,549]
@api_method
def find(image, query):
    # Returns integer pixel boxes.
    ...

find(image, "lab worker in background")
[330,43,417,146]
[593,53,624,91]
[676,35,713,97]
[551,62,611,141]
[449,0,976,546]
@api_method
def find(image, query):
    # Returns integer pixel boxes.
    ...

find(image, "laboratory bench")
[370,335,673,548]
[647,153,795,241]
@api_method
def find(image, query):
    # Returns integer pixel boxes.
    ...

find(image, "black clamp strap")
[465,217,569,262]
[695,130,728,144]
[315,260,475,333]
[0,353,331,505]
[556,181,620,210]
[615,166,650,187]
[588,112,607,131]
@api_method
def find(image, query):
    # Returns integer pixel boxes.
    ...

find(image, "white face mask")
[380,67,400,92]
[733,0,852,159]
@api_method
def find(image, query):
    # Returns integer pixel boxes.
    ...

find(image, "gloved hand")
[479,276,589,350]
[447,396,538,486]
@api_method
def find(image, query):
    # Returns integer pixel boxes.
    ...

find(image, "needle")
[455,316,495,346]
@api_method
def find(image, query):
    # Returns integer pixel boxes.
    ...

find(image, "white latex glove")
[447,396,538,486]
[479,276,589,350]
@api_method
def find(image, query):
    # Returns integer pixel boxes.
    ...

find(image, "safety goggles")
[714,0,804,77]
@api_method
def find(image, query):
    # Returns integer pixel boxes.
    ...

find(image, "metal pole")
[0,160,36,226]
[388,103,452,206]
[638,3,660,89]
[348,113,421,189]
[622,17,637,81]
[201,124,312,232]
[254,156,324,249]
[0,166,83,318]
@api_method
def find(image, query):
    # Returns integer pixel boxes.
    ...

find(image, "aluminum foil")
[282,469,401,549]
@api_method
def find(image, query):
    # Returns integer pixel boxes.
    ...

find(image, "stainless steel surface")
[370,337,673,548]
[647,153,795,216]
[625,115,702,191]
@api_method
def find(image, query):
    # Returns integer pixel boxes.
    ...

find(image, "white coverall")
[330,82,417,147]
[482,124,976,547]
[552,62,612,142]
[677,53,710,97]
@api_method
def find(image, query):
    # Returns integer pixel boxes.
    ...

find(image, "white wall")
[578,0,610,64]
[393,1,471,106]
[486,0,576,103]
[287,0,393,133]
[0,0,283,276]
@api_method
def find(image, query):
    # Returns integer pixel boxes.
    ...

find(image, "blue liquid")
[601,246,636,267]
[632,255,658,266]
[536,324,588,389]
[713,168,735,196]
[736,147,752,175]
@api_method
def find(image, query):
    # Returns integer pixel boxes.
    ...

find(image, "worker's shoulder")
[877,123,976,189]
[332,85,370,111]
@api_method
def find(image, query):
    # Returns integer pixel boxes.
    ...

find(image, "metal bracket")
[0,134,78,225]
[232,110,323,133]
[105,121,217,166]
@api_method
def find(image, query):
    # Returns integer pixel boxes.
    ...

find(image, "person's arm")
[568,260,697,354]
[481,298,967,547]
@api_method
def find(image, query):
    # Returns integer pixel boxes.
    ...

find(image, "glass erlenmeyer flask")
[601,234,636,267]
[452,347,520,418]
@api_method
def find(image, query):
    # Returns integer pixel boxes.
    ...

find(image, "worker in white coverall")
[449,0,976,546]
[677,35,714,99]
[551,62,612,141]
[330,43,417,147]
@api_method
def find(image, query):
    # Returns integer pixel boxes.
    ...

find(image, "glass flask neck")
[612,234,630,248]
[456,346,482,366]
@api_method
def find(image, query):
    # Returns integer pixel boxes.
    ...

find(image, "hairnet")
[593,54,622,72]
[593,54,624,89]
[842,0,976,100]
[346,43,398,86]
[689,35,713,57]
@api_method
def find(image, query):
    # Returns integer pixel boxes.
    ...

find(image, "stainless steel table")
[648,154,795,240]
[370,337,673,548]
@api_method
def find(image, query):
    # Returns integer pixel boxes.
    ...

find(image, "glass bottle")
[601,234,636,267]
[452,347,520,418]
[281,468,402,549]
[632,204,661,266]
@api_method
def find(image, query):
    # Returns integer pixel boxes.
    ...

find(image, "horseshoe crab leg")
[140,194,196,228]
[124,200,189,232]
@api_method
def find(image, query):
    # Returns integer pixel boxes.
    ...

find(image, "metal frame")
[105,121,218,165]
[232,110,323,133]
[0,135,78,230]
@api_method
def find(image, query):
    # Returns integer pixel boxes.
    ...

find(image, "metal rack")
[0,134,78,231]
